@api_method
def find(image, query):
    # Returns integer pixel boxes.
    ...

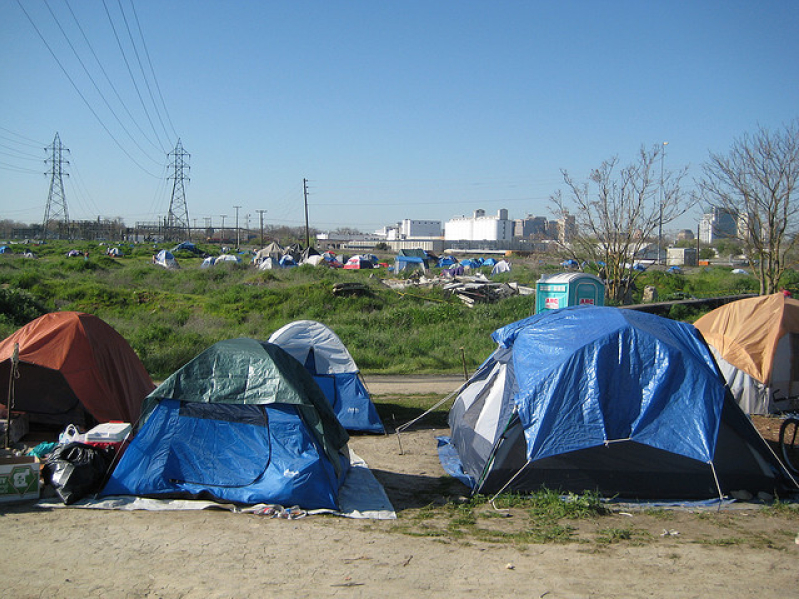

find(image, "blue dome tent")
[269,321,384,433]
[102,339,350,509]
[442,306,793,500]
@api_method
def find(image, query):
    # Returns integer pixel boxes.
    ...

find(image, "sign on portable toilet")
[535,273,605,314]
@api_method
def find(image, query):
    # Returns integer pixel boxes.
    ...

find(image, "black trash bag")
[42,442,116,505]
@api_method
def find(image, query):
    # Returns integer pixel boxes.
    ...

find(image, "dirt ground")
[1,376,798,598]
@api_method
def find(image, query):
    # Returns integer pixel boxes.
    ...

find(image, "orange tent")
[0,312,155,427]
[694,293,799,414]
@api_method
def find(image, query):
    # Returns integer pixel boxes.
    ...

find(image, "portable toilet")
[535,273,605,314]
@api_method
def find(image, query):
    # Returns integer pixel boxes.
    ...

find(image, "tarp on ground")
[0,312,155,426]
[444,306,792,500]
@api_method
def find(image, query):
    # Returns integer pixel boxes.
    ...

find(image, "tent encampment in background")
[442,306,792,500]
[694,292,799,415]
[269,320,384,433]
[101,338,350,509]
[0,312,155,427]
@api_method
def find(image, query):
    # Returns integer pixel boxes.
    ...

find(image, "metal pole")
[5,343,19,448]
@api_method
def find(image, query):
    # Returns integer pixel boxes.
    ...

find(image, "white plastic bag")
[58,424,84,444]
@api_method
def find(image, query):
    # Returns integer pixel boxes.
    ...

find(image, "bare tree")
[698,122,799,295]
[552,145,689,304]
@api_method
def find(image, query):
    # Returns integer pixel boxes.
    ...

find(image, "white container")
[84,422,132,443]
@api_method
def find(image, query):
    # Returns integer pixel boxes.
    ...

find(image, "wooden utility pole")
[256,210,267,245]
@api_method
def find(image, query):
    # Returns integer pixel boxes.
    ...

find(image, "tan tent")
[0,312,155,426]
[694,293,799,414]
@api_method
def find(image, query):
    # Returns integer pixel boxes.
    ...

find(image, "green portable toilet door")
[575,281,601,307]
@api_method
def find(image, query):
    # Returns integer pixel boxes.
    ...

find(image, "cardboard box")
[0,455,40,503]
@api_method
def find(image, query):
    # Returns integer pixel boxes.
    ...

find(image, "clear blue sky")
[2,1,797,236]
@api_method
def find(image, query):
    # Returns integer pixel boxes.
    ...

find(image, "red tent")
[0,312,155,427]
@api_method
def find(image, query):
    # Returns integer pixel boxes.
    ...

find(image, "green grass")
[0,239,795,378]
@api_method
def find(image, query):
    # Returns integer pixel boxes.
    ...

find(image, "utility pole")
[234,205,241,248]
[167,139,191,242]
[303,178,310,248]
[220,215,227,246]
[256,209,267,245]
[42,132,70,240]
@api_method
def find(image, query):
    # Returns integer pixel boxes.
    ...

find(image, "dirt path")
[1,377,798,598]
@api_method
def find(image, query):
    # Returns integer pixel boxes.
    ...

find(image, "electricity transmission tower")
[166,139,190,241]
[41,132,70,240]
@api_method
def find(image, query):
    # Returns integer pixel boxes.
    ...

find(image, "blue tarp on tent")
[102,399,343,508]
[493,308,722,465]
[101,339,350,509]
[445,306,792,499]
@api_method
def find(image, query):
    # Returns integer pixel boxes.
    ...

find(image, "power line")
[128,0,177,141]
[15,0,162,178]
[43,0,164,167]
[0,127,48,148]
[100,0,167,152]
[0,162,43,175]
[63,0,165,156]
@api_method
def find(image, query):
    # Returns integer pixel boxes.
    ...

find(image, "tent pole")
[709,462,725,511]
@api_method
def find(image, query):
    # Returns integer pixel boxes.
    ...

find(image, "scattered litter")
[381,274,533,307]
[505,563,515,570]
[661,529,680,537]
[249,505,307,519]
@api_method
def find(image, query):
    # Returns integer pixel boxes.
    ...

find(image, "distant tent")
[279,255,298,268]
[0,246,11,254]
[171,241,200,255]
[437,256,458,268]
[254,242,284,265]
[66,249,81,257]
[303,255,325,266]
[490,259,511,275]
[322,252,343,268]
[284,243,304,261]
[214,254,242,264]
[101,339,350,509]
[443,306,791,500]
[257,257,279,270]
[442,265,465,277]
[153,250,179,269]
[300,247,321,263]
[483,258,497,267]
[394,255,426,273]
[694,293,799,414]
[344,255,375,270]
[106,247,123,257]
[269,321,384,433]
[200,256,216,268]
[0,312,155,427]
[397,249,430,269]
